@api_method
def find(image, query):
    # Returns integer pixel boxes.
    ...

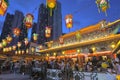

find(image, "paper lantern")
[65,14,73,29]
[31,47,35,53]
[8,47,12,51]
[18,50,21,54]
[12,45,16,50]
[26,49,29,54]
[47,0,56,16]
[15,51,18,55]
[59,36,64,44]
[2,39,7,47]
[96,0,110,16]
[45,27,52,38]
[24,38,29,46]
[22,50,24,54]
[0,43,3,48]
[17,42,21,48]
[24,13,34,29]
[13,28,21,36]
[0,0,8,16]
[6,35,12,43]
[33,33,38,41]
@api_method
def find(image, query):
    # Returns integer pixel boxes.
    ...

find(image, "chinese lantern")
[17,42,21,48]
[13,28,21,36]
[26,49,29,54]
[8,47,12,51]
[2,39,7,47]
[65,14,73,29]
[47,0,56,16]
[24,13,34,29]
[22,50,24,54]
[24,38,29,46]
[0,43,3,48]
[45,27,52,38]
[76,31,81,41]
[6,35,12,43]
[12,45,16,50]
[33,33,38,41]
[39,45,43,50]
[15,51,18,55]
[18,50,21,54]
[31,47,35,53]
[0,0,8,16]
[96,0,110,16]
[59,36,64,44]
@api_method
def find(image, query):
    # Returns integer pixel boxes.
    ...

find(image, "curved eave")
[38,34,120,53]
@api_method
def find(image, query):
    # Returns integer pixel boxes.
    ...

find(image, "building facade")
[0,13,14,41]
[31,22,37,42]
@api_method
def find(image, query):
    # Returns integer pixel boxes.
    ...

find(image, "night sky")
[0,0,120,39]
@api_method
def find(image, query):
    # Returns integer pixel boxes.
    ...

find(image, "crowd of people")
[0,54,120,80]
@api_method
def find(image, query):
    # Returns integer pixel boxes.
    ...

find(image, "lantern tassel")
[50,8,52,16]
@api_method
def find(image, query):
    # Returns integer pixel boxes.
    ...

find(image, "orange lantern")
[17,42,21,48]
[47,0,56,16]
[24,38,29,46]
[33,33,38,41]
[65,14,73,29]
[13,28,21,36]
[59,36,64,44]
[24,13,34,29]
[12,45,16,50]
[0,0,8,16]
[6,35,12,43]
[45,27,52,38]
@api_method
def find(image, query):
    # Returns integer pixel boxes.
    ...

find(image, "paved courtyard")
[0,73,30,80]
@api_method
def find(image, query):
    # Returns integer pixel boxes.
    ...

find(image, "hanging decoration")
[65,14,73,32]
[2,39,7,47]
[0,43,2,48]
[76,31,81,41]
[6,35,12,43]
[59,36,64,44]
[39,45,43,50]
[33,33,38,41]
[13,27,21,36]
[96,0,110,16]
[45,27,52,38]
[17,42,21,48]
[24,38,29,46]
[0,0,8,16]
[24,13,34,29]
[12,45,16,51]
[47,0,56,16]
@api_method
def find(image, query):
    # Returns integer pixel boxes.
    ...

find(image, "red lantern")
[13,28,21,36]
[45,27,52,38]
[59,36,64,44]
[24,13,34,29]
[65,14,73,29]
[0,0,8,16]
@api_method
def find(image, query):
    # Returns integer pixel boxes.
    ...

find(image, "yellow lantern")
[3,48,6,52]
[15,51,18,55]
[12,45,16,50]
[2,39,7,47]
[76,31,81,41]
[24,13,34,29]
[0,43,3,48]
[6,35,12,43]
[33,33,38,41]
[18,50,21,54]
[39,45,43,50]
[17,42,21,48]
[8,47,12,51]
[6,47,8,52]
[22,50,24,54]
[26,49,29,54]
[65,14,73,29]
[31,47,35,53]
[47,0,56,16]
[45,27,52,38]
[24,38,29,46]
[0,0,8,16]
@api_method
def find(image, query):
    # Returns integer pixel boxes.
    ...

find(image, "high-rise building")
[0,13,14,41]
[11,10,26,44]
[52,1,62,40]
[37,1,62,44]
[31,22,37,42]
[37,4,49,44]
